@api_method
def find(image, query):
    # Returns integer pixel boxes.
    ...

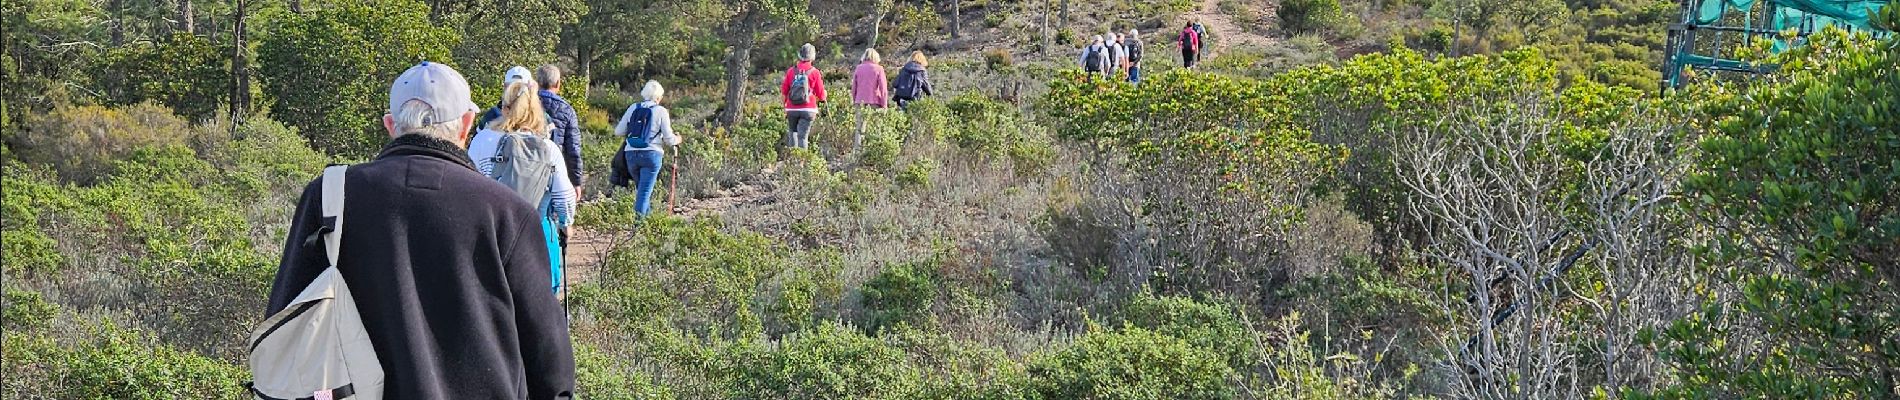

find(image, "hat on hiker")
[388,61,478,125]
[504,66,534,86]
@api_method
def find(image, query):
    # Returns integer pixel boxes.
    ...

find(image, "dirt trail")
[561,166,779,283]
[1182,0,1279,58]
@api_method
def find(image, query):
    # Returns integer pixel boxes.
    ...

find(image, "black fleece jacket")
[266,134,575,400]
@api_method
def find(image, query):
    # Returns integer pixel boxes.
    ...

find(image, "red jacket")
[781,61,827,110]
[1180,27,1201,50]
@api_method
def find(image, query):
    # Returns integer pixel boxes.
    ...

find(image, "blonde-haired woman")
[468,78,576,297]
[850,48,889,148]
[891,51,935,110]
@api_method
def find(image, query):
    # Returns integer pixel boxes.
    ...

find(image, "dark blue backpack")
[622,104,656,148]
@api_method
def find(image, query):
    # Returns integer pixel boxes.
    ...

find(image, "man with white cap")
[266,61,576,399]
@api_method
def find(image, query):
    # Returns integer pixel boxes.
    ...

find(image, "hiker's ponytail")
[492,80,549,136]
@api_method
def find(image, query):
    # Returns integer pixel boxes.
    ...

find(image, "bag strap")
[319,165,347,267]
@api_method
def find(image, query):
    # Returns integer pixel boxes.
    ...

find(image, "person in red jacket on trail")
[781,43,828,149]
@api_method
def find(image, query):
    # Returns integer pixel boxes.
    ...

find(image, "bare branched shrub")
[1396,94,1694,397]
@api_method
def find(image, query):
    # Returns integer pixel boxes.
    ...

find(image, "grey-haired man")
[266,61,576,400]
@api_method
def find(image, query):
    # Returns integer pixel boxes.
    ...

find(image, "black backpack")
[894,69,923,99]
[1083,45,1105,72]
[1126,40,1143,64]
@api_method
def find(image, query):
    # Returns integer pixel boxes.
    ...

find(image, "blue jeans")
[1128,66,1141,84]
[628,150,664,217]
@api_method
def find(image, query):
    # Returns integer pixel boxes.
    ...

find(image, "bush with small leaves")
[2,324,247,400]
[724,323,925,398]
[861,260,942,333]
[13,102,193,184]
[2,288,57,331]
[1028,324,1236,400]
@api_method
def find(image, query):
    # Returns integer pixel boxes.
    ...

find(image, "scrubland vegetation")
[5,0,1898,398]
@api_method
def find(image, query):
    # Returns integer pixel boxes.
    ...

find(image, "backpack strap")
[319,165,347,267]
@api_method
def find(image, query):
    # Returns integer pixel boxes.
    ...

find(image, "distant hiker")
[610,80,682,218]
[852,49,890,109]
[1180,23,1202,69]
[1193,20,1208,58]
[1125,29,1145,84]
[1080,35,1109,81]
[851,48,889,149]
[260,61,573,400]
[781,43,828,149]
[892,51,935,110]
[1105,31,1124,78]
[470,79,577,299]
[472,66,535,138]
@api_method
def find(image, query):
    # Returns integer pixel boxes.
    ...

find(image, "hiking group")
[245,17,1202,400]
[247,39,943,399]
[785,42,939,152]
[1079,21,1204,84]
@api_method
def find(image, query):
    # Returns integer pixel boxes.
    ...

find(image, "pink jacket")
[781,61,828,111]
[851,62,889,108]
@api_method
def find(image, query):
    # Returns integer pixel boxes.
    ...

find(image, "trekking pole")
[669,145,679,216]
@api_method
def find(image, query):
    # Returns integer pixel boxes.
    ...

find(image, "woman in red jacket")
[782,43,828,149]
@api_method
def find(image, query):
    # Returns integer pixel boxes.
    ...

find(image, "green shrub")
[2,288,57,331]
[1118,293,1259,369]
[859,113,905,171]
[861,260,941,333]
[2,325,247,400]
[13,102,193,183]
[588,83,638,122]
[1280,0,1343,34]
[725,323,924,398]
[1,165,70,276]
[884,327,1033,399]
[574,343,673,400]
[591,217,789,340]
[1028,324,1236,400]
[984,49,1014,71]
[896,158,938,189]
[1645,27,1900,398]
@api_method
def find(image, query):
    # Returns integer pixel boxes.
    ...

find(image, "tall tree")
[714,0,814,128]
[950,0,961,39]
[257,0,458,155]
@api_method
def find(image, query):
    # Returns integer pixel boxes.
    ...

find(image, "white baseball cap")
[387,61,478,125]
[504,66,534,86]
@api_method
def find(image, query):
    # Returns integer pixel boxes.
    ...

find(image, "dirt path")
[561,166,779,284]
[1183,0,1279,58]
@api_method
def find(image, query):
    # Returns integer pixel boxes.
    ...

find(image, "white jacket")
[616,101,682,152]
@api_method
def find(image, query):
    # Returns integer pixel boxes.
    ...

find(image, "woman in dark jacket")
[891,51,935,110]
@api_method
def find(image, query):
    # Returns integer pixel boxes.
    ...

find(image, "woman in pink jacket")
[850,48,889,149]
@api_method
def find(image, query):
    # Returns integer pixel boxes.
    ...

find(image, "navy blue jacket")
[539,90,584,188]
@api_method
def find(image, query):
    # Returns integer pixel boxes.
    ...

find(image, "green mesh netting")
[1671,0,1888,87]
[1695,0,1887,32]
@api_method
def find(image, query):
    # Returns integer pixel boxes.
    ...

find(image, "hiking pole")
[669,145,679,216]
